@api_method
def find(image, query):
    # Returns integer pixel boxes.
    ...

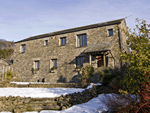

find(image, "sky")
[0,0,149,42]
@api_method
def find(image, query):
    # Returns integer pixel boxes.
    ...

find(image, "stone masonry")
[11,18,130,83]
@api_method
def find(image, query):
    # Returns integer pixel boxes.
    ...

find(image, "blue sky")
[0,0,149,42]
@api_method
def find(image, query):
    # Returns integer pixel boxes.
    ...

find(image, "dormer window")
[21,44,26,53]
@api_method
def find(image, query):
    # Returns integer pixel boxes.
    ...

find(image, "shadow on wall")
[57,75,66,83]
[69,74,82,83]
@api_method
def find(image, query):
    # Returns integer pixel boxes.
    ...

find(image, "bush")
[96,93,139,113]
[107,72,150,113]
[7,70,14,80]
[81,64,94,87]
[98,67,123,86]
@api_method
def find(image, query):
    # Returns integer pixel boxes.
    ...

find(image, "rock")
[61,106,67,110]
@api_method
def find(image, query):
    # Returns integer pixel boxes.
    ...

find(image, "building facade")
[11,18,130,83]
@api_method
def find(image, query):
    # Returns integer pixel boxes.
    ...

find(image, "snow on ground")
[0,88,85,98]
[0,83,101,98]
[0,82,102,98]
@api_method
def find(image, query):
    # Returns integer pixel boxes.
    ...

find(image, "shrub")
[7,70,14,80]
[113,71,150,113]
[81,64,94,87]
[95,93,139,113]
[98,67,123,86]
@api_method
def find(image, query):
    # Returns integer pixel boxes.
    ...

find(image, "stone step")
[27,105,60,111]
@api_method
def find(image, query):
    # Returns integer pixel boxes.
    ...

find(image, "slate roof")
[83,43,111,54]
[15,18,124,43]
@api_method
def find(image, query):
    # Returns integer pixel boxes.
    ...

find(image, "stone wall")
[11,19,129,83]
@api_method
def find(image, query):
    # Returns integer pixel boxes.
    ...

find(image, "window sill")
[49,69,57,73]
[20,52,25,54]
[108,35,113,37]
[75,68,82,72]
[33,70,39,74]
[76,46,87,48]
[49,71,55,73]
[59,45,66,47]
[43,45,48,47]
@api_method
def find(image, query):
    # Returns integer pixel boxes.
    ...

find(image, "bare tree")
[0,39,14,59]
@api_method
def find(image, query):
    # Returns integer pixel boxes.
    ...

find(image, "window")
[34,60,40,70]
[21,44,26,53]
[76,57,83,67]
[45,40,48,46]
[52,59,57,69]
[77,34,87,47]
[108,29,113,36]
[60,37,66,46]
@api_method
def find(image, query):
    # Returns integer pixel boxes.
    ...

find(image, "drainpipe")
[117,23,122,69]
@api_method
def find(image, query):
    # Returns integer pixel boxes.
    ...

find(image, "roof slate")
[83,43,111,54]
[15,18,124,43]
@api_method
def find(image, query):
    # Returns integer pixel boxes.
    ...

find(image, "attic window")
[21,44,26,53]
[44,40,48,46]
[60,37,66,46]
[108,29,113,36]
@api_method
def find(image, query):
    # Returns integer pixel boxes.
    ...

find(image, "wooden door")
[97,55,104,67]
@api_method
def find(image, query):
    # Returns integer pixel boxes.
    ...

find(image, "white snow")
[0,83,101,98]
[86,83,102,89]
[0,88,84,98]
